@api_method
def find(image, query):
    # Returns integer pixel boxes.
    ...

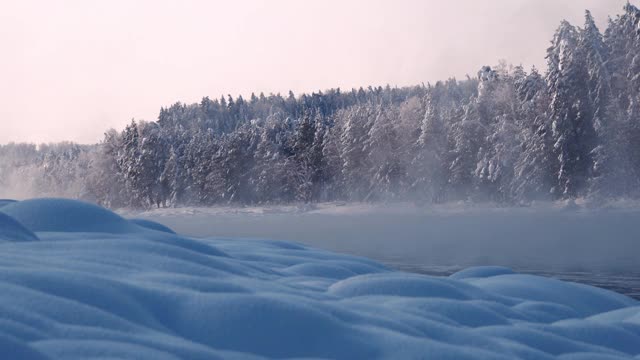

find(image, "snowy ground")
[2,199,640,359]
[123,202,640,299]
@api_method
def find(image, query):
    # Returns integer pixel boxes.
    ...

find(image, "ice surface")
[1,199,640,359]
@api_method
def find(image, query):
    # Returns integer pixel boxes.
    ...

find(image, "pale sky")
[0,0,632,144]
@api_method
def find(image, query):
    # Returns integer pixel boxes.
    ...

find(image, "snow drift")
[1,199,639,359]
[0,211,39,242]
[0,199,17,208]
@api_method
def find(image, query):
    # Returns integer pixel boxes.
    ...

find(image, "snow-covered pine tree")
[411,84,448,203]
[546,20,597,198]
[602,3,640,197]
[512,67,556,202]
[308,113,328,201]
[474,66,522,203]
[85,130,128,208]
[290,111,317,202]
[338,106,373,200]
[448,102,483,200]
[579,10,627,200]
[133,122,169,208]
[319,121,343,201]
[364,105,404,201]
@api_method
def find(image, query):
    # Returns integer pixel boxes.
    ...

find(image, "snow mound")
[0,198,140,234]
[1,198,181,236]
[465,273,634,316]
[0,199,17,208]
[130,218,177,234]
[1,200,640,359]
[0,211,39,242]
[450,266,516,280]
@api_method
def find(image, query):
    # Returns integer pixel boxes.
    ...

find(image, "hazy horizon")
[1,0,632,144]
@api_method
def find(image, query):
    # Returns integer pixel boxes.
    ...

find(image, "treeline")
[2,5,640,208]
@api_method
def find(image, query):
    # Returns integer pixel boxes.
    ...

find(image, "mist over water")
[126,204,640,299]
[130,205,639,271]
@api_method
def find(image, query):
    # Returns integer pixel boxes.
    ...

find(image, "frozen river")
[125,203,640,299]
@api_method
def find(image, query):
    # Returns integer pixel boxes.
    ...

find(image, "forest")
[2,5,640,209]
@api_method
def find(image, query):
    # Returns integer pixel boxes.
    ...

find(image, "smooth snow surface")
[0,198,17,208]
[0,211,39,242]
[129,218,177,234]
[2,199,640,359]
[1,198,141,234]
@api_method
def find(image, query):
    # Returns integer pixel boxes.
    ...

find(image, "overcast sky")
[0,0,633,144]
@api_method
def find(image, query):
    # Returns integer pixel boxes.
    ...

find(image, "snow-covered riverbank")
[1,199,640,359]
